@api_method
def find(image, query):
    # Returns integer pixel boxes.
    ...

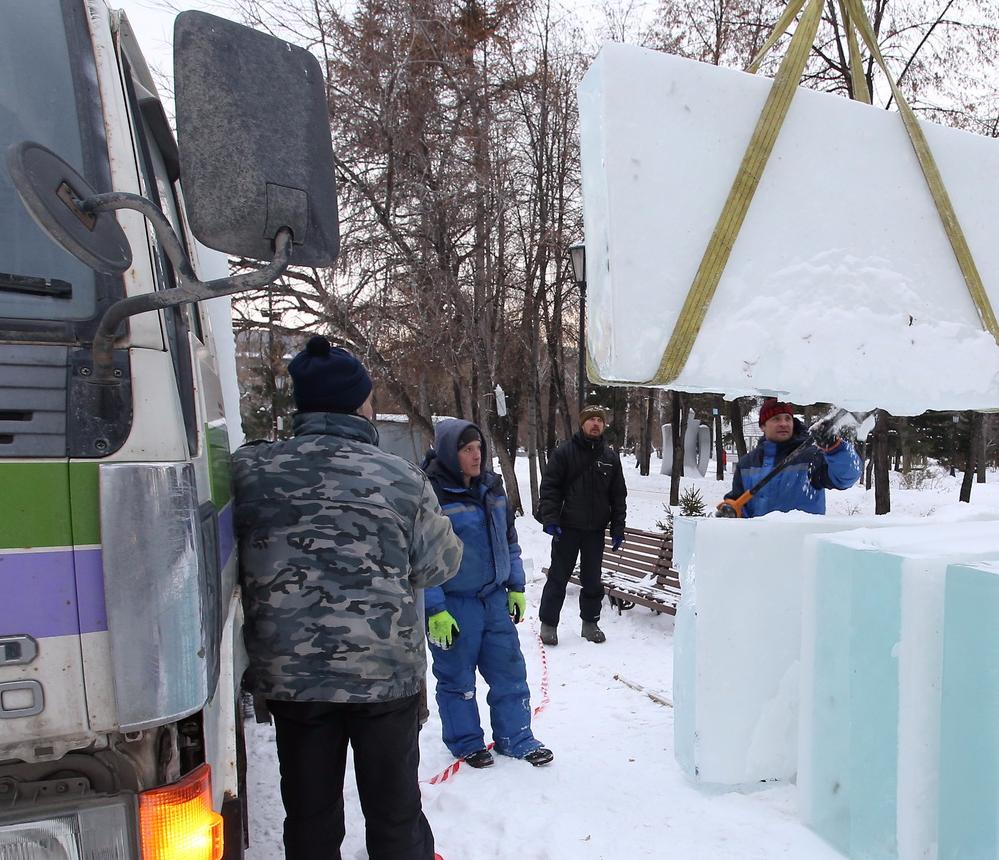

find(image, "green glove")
[508,591,526,624]
[428,610,460,649]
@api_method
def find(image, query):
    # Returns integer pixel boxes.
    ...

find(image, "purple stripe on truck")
[0,548,107,638]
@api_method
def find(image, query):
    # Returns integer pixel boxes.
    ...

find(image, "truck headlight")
[0,801,133,859]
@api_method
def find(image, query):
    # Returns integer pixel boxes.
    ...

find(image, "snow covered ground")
[244,453,999,860]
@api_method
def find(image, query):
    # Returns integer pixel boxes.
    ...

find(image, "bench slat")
[546,526,681,617]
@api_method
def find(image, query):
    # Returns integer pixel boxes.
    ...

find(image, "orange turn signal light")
[138,763,224,860]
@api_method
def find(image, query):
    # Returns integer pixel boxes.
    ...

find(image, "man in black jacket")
[537,405,627,645]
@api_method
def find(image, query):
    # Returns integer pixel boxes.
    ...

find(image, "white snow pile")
[578,43,999,413]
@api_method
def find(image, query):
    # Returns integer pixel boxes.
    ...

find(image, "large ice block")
[798,524,999,859]
[578,43,999,413]
[673,513,910,786]
[938,561,999,860]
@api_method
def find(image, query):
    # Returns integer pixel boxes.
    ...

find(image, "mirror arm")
[81,189,294,385]
[85,192,200,285]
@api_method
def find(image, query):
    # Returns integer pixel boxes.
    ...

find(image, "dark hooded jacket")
[421,419,525,616]
[538,431,627,535]
[725,418,862,517]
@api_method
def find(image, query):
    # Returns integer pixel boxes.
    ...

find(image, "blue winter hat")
[288,336,372,413]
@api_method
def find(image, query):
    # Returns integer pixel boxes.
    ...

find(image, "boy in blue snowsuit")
[422,419,553,769]
[723,399,862,517]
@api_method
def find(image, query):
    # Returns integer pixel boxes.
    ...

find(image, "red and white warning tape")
[423,621,552,786]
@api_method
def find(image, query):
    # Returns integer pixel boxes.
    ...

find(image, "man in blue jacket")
[422,419,553,769]
[723,399,862,518]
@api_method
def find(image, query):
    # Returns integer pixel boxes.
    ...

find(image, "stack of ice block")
[798,523,999,859]
[673,513,908,785]
[939,561,999,859]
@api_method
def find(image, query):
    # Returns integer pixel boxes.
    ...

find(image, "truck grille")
[0,344,68,457]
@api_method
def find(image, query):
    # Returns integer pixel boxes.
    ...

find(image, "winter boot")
[462,748,494,769]
[581,621,606,643]
[540,624,558,646]
[524,747,554,767]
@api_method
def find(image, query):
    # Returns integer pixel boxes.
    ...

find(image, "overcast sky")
[115,0,240,94]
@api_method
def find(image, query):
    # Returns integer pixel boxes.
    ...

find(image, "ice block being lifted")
[578,43,999,413]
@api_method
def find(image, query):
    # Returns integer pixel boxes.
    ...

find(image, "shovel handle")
[716,493,750,518]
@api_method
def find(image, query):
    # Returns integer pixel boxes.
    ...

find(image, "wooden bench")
[544,526,681,615]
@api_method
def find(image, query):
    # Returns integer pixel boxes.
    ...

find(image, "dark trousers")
[267,694,434,860]
[539,527,606,625]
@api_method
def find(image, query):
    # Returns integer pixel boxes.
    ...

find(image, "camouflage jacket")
[232,412,462,704]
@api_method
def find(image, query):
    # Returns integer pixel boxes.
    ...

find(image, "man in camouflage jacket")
[233,336,461,860]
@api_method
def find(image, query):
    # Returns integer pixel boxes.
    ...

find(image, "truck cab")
[0,2,338,856]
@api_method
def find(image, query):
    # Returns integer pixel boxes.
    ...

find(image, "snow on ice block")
[938,561,999,860]
[673,513,896,786]
[798,523,999,860]
[578,43,999,413]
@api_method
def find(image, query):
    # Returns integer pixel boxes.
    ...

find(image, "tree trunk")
[898,415,913,474]
[960,410,983,502]
[729,398,747,458]
[527,394,541,517]
[622,395,631,452]
[639,388,655,476]
[670,392,686,506]
[872,409,891,514]
[947,414,958,476]
[714,397,725,481]
[976,412,989,483]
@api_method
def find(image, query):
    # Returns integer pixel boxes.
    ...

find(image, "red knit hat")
[758,398,793,427]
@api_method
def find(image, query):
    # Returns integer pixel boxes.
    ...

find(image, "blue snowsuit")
[725,419,862,518]
[422,419,542,759]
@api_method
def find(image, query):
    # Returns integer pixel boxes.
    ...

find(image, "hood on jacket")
[424,418,488,486]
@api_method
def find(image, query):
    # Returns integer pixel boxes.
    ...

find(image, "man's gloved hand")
[508,591,526,624]
[543,523,562,540]
[428,610,460,650]
[811,420,842,452]
[611,535,624,552]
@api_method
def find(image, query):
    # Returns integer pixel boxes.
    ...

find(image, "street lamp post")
[568,242,586,415]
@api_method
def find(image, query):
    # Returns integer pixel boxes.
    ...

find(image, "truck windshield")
[0,2,97,322]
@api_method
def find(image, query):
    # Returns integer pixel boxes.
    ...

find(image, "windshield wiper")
[0,272,73,299]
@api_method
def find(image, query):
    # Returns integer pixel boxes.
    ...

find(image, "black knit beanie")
[457,425,482,449]
[288,336,373,413]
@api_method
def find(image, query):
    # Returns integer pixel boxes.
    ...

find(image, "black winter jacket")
[538,431,627,535]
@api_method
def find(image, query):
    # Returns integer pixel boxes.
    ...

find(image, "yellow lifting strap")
[648,0,825,385]
[838,0,871,104]
[646,0,999,387]
[842,0,999,342]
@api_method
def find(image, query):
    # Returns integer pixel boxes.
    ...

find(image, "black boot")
[524,747,554,767]
[462,748,494,768]
[540,623,558,646]
[581,621,606,643]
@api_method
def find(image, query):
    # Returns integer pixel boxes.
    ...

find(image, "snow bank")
[578,43,999,413]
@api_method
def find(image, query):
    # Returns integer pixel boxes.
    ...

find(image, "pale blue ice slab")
[672,516,699,778]
[938,561,999,860]
[806,541,902,860]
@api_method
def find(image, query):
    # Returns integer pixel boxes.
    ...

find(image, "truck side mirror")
[173,11,339,267]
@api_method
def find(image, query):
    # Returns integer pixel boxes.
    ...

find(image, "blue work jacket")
[421,419,525,615]
[726,420,862,518]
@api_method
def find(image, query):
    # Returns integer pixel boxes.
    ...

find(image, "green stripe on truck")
[0,462,100,550]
